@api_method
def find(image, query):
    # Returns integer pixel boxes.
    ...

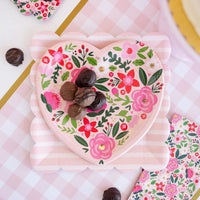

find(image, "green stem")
[41,74,47,90]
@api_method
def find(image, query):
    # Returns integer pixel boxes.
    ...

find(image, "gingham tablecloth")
[1,0,200,199]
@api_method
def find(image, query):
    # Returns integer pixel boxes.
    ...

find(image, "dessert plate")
[34,35,165,165]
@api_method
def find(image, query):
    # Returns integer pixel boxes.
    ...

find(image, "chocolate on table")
[88,91,106,111]
[75,68,97,88]
[5,48,24,66]
[102,187,121,200]
[74,88,96,107]
[60,82,78,101]
[68,103,86,120]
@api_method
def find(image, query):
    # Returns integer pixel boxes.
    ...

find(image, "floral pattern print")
[129,114,200,200]
[37,41,164,165]
[11,0,62,20]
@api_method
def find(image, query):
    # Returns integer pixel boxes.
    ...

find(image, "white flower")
[93,61,110,77]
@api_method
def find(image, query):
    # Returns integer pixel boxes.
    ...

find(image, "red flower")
[78,118,98,138]
[169,147,175,157]
[155,182,165,191]
[188,122,197,132]
[118,70,139,93]
[55,0,60,6]
[38,2,48,13]
[48,47,68,66]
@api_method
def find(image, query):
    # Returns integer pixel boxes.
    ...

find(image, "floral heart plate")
[34,34,165,165]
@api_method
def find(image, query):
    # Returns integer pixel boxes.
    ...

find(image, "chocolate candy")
[74,88,96,107]
[44,0,52,2]
[5,48,24,66]
[60,82,78,101]
[75,68,97,88]
[102,187,121,200]
[88,91,106,111]
[68,103,86,120]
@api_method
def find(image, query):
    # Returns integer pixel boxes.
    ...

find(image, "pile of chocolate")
[60,68,106,120]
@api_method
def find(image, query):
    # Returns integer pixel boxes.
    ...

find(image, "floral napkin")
[11,0,62,20]
[129,114,200,200]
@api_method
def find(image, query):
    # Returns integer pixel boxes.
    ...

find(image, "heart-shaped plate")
[36,40,165,165]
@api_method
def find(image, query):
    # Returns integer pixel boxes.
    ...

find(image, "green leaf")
[41,94,47,104]
[170,175,174,183]
[175,177,178,183]
[96,78,109,83]
[82,148,89,153]
[147,49,153,58]
[176,144,181,149]
[87,57,97,66]
[174,169,180,173]
[112,122,119,137]
[178,154,188,159]
[113,47,122,51]
[71,119,77,129]
[147,69,163,85]
[116,131,128,140]
[74,135,88,147]
[37,16,43,20]
[183,121,189,125]
[151,180,156,185]
[62,115,70,125]
[188,133,196,136]
[138,46,149,52]
[87,112,98,117]
[43,80,51,89]
[132,59,145,66]
[137,53,146,59]
[61,71,69,81]
[72,55,80,68]
[117,110,128,117]
[139,68,147,86]
[109,65,117,72]
[156,192,165,196]
[175,149,180,158]
[20,9,26,13]
[46,103,52,113]
[94,84,109,92]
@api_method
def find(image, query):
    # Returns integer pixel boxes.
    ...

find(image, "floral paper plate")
[30,32,171,170]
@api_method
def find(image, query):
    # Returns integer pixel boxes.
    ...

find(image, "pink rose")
[39,65,53,77]
[132,185,142,193]
[186,168,194,178]
[112,88,119,96]
[171,113,182,124]
[164,184,178,197]
[89,133,115,160]
[44,92,60,110]
[131,87,158,113]
[121,42,139,59]
[138,170,149,183]
[166,158,178,172]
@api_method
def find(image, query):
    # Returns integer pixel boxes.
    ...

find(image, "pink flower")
[164,184,178,197]
[169,148,175,157]
[188,122,197,132]
[132,185,142,193]
[44,92,60,110]
[48,47,68,66]
[131,87,158,113]
[128,115,139,128]
[166,158,178,172]
[142,194,150,200]
[38,2,48,13]
[155,182,165,191]
[138,170,149,183]
[171,113,182,124]
[112,88,119,96]
[89,133,115,159]
[39,65,53,77]
[71,67,87,83]
[175,135,181,143]
[78,118,98,138]
[118,70,140,94]
[186,168,194,178]
[170,125,175,132]
[178,186,186,193]
[87,104,107,113]
[121,42,139,59]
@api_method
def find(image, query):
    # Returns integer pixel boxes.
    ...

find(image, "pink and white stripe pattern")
[30,32,171,172]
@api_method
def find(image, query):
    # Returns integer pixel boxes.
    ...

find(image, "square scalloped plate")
[30,32,171,171]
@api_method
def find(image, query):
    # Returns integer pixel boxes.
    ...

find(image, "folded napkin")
[129,113,200,200]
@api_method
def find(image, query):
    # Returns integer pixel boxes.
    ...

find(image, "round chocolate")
[68,104,86,120]
[74,88,96,107]
[102,187,121,200]
[44,0,52,2]
[5,48,24,66]
[88,91,106,111]
[75,68,96,88]
[60,82,78,101]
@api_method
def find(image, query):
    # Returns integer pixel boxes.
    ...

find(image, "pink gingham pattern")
[1,0,200,199]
